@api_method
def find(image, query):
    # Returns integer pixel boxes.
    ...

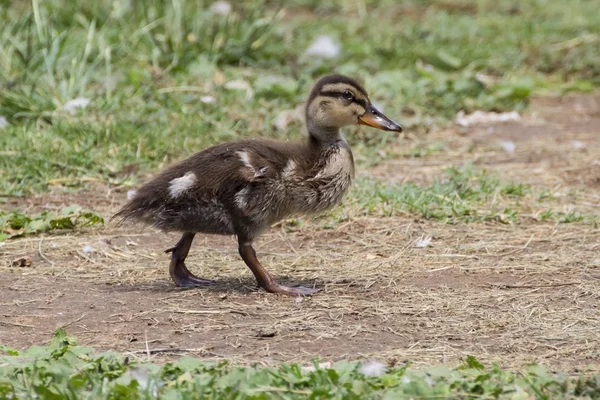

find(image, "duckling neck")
[307,123,343,146]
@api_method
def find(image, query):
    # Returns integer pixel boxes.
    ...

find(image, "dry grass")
[1,92,599,372]
[1,216,599,371]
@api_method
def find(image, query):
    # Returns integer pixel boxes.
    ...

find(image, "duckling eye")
[341,90,354,101]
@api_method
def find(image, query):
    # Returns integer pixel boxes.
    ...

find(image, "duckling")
[114,74,402,296]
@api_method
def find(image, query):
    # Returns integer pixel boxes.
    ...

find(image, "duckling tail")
[110,195,159,226]
[110,201,139,226]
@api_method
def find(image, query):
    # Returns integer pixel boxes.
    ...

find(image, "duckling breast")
[298,144,355,213]
[239,143,355,221]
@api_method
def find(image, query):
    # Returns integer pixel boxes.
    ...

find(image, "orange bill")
[358,104,402,132]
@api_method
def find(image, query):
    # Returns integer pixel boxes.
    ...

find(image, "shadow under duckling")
[113,74,402,296]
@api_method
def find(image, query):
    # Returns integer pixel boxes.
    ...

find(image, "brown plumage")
[113,74,402,296]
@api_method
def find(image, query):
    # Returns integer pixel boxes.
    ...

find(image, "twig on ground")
[59,313,86,329]
[38,236,55,266]
[0,321,35,328]
[486,282,581,289]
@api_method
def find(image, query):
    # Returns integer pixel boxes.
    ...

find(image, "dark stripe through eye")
[320,91,346,98]
[320,91,367,109]
[355,98,368,109]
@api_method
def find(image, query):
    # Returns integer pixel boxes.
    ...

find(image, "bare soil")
[1,93,599,371]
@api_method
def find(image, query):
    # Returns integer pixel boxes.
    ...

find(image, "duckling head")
[305,74,402,142]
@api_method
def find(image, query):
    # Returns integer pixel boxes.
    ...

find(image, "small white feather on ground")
[200,95,216,104]
[224,79,253,99]
[414,236,432,248]
[63,98,91,114]
[455,110,520,127]
[498,140,516,153]
[304,35,340,59]
[359,361,387,377]
[209,1,231,16]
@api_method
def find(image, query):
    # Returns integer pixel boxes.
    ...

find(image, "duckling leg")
[165,232,214,287]
[238,239,319,296]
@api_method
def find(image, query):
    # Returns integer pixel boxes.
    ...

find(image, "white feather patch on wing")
[237,150,268,178]
[282,159,297,178]
[168,172,197,198]
[236,151,251,167]
[237,150,257,173]
[234,187,250,210]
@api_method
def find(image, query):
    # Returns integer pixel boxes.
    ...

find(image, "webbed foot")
[168,232,214,287]
[171,263,215,287]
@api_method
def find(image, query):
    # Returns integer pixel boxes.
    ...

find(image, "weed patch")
[1,330,599,399]
[0,205,103,241]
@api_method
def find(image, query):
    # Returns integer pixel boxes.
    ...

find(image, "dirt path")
[1,93,599,371]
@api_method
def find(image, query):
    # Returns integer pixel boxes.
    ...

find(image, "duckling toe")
[173,274,215,287]
[170,259,215,287]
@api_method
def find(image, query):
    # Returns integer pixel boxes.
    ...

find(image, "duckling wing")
[112,140,301,233]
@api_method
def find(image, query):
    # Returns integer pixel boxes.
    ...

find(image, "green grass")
[340,165,598,225]
[1,0,599,196]
[1,330,599,399]
[0,205,103,241]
